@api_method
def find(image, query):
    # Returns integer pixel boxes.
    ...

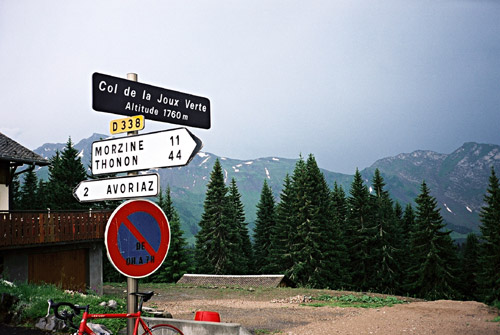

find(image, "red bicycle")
[48,291,183,335]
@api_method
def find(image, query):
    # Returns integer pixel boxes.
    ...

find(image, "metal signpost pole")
[126,72,139,335]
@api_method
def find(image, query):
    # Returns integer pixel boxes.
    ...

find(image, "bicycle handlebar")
[47,299,87,329]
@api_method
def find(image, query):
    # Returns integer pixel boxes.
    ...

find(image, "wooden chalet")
[0,132,111,293]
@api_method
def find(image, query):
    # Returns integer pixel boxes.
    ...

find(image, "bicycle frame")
[78,309,151,335]
[48,291,181,335]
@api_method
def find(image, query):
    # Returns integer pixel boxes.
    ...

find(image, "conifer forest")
[11,138,500,307]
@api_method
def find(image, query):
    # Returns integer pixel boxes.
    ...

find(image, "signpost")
[73,173,159,202]
[90,72,208,335]
[92,72,211,129]
[123,73,140,335]
[105,199,170,278]
[91,127,202,175]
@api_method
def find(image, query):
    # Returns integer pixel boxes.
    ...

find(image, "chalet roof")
[177,274,291,288]
[0,132,49,166]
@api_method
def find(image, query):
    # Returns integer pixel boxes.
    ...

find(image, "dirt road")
[159,298,499,334]
[105,285,500,335]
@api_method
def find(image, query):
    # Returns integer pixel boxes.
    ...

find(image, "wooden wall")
[28,248,88,291]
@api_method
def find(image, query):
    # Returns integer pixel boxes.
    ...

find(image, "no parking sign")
[105,199,170,278]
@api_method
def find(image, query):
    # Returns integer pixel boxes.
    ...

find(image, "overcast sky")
[1,1,499,174]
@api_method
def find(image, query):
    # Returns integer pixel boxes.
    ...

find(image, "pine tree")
[253,180,276,274]
[393,202,403,223]
[370,169,401,294]
[228,178,254,274]
[273,174,295,274]
[9,174,21,210]
[47,138,87,209]
[47,151,63,209]
[157,187,166,211]
[398,203,417,292]
[402,204,416,242]
[35,179,48,210]
[460,233,480,301]
[195,159,236,274]
[303,154,338,288]
[285,156,308,285]
[149,186,190,283]
[19,167,38,210]
[60,137,87,207]
[285,155,337,288]
[477,168,500,304]
[406,181,459,300]
[392,201,407,294]
[346,168,376,291]
[330,182,351,288]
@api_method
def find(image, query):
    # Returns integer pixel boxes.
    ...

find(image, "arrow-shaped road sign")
[91,127,202,175]
[73,173,159,202]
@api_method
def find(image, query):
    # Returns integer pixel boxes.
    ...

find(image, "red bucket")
[194,311,221,322]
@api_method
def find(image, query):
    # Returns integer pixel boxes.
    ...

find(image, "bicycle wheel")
[142,323,184,335]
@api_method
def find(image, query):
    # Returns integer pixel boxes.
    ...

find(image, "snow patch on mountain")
[199,156,210,166]
[444,203,453,214]
[265,167,270,179]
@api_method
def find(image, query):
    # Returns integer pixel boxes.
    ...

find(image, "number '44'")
[169,150,181,160]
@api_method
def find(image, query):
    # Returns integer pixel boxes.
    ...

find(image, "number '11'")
[170,135,179,146]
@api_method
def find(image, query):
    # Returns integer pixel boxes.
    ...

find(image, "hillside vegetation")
[33,136,500,242]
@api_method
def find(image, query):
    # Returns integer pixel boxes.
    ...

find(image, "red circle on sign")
[105,199,170,278]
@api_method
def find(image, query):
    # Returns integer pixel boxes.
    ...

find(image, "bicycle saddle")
[130,291,154,302]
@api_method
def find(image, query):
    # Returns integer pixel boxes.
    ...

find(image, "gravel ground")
[2,285,500,335]
[156,297,499,335]
[122,285,500,335]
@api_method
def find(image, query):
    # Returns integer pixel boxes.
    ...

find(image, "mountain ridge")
[33,135,500,243]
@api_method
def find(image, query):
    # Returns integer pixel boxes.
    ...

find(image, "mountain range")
[33,134,500,244]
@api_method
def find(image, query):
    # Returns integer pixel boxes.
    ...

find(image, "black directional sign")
[92,72,211,129]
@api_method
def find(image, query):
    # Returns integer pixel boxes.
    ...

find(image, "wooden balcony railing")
[0,210,112,248]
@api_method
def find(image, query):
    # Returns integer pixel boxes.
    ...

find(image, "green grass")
[0,280,127,333]
[307,294,406,308]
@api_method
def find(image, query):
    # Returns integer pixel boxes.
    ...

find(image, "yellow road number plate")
[110,115,145,134]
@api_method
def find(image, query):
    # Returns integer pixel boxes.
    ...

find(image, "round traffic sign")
[105,199,170,278]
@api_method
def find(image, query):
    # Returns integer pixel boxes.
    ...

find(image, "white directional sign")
[73,173,159,202]
[91,127,202,175]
